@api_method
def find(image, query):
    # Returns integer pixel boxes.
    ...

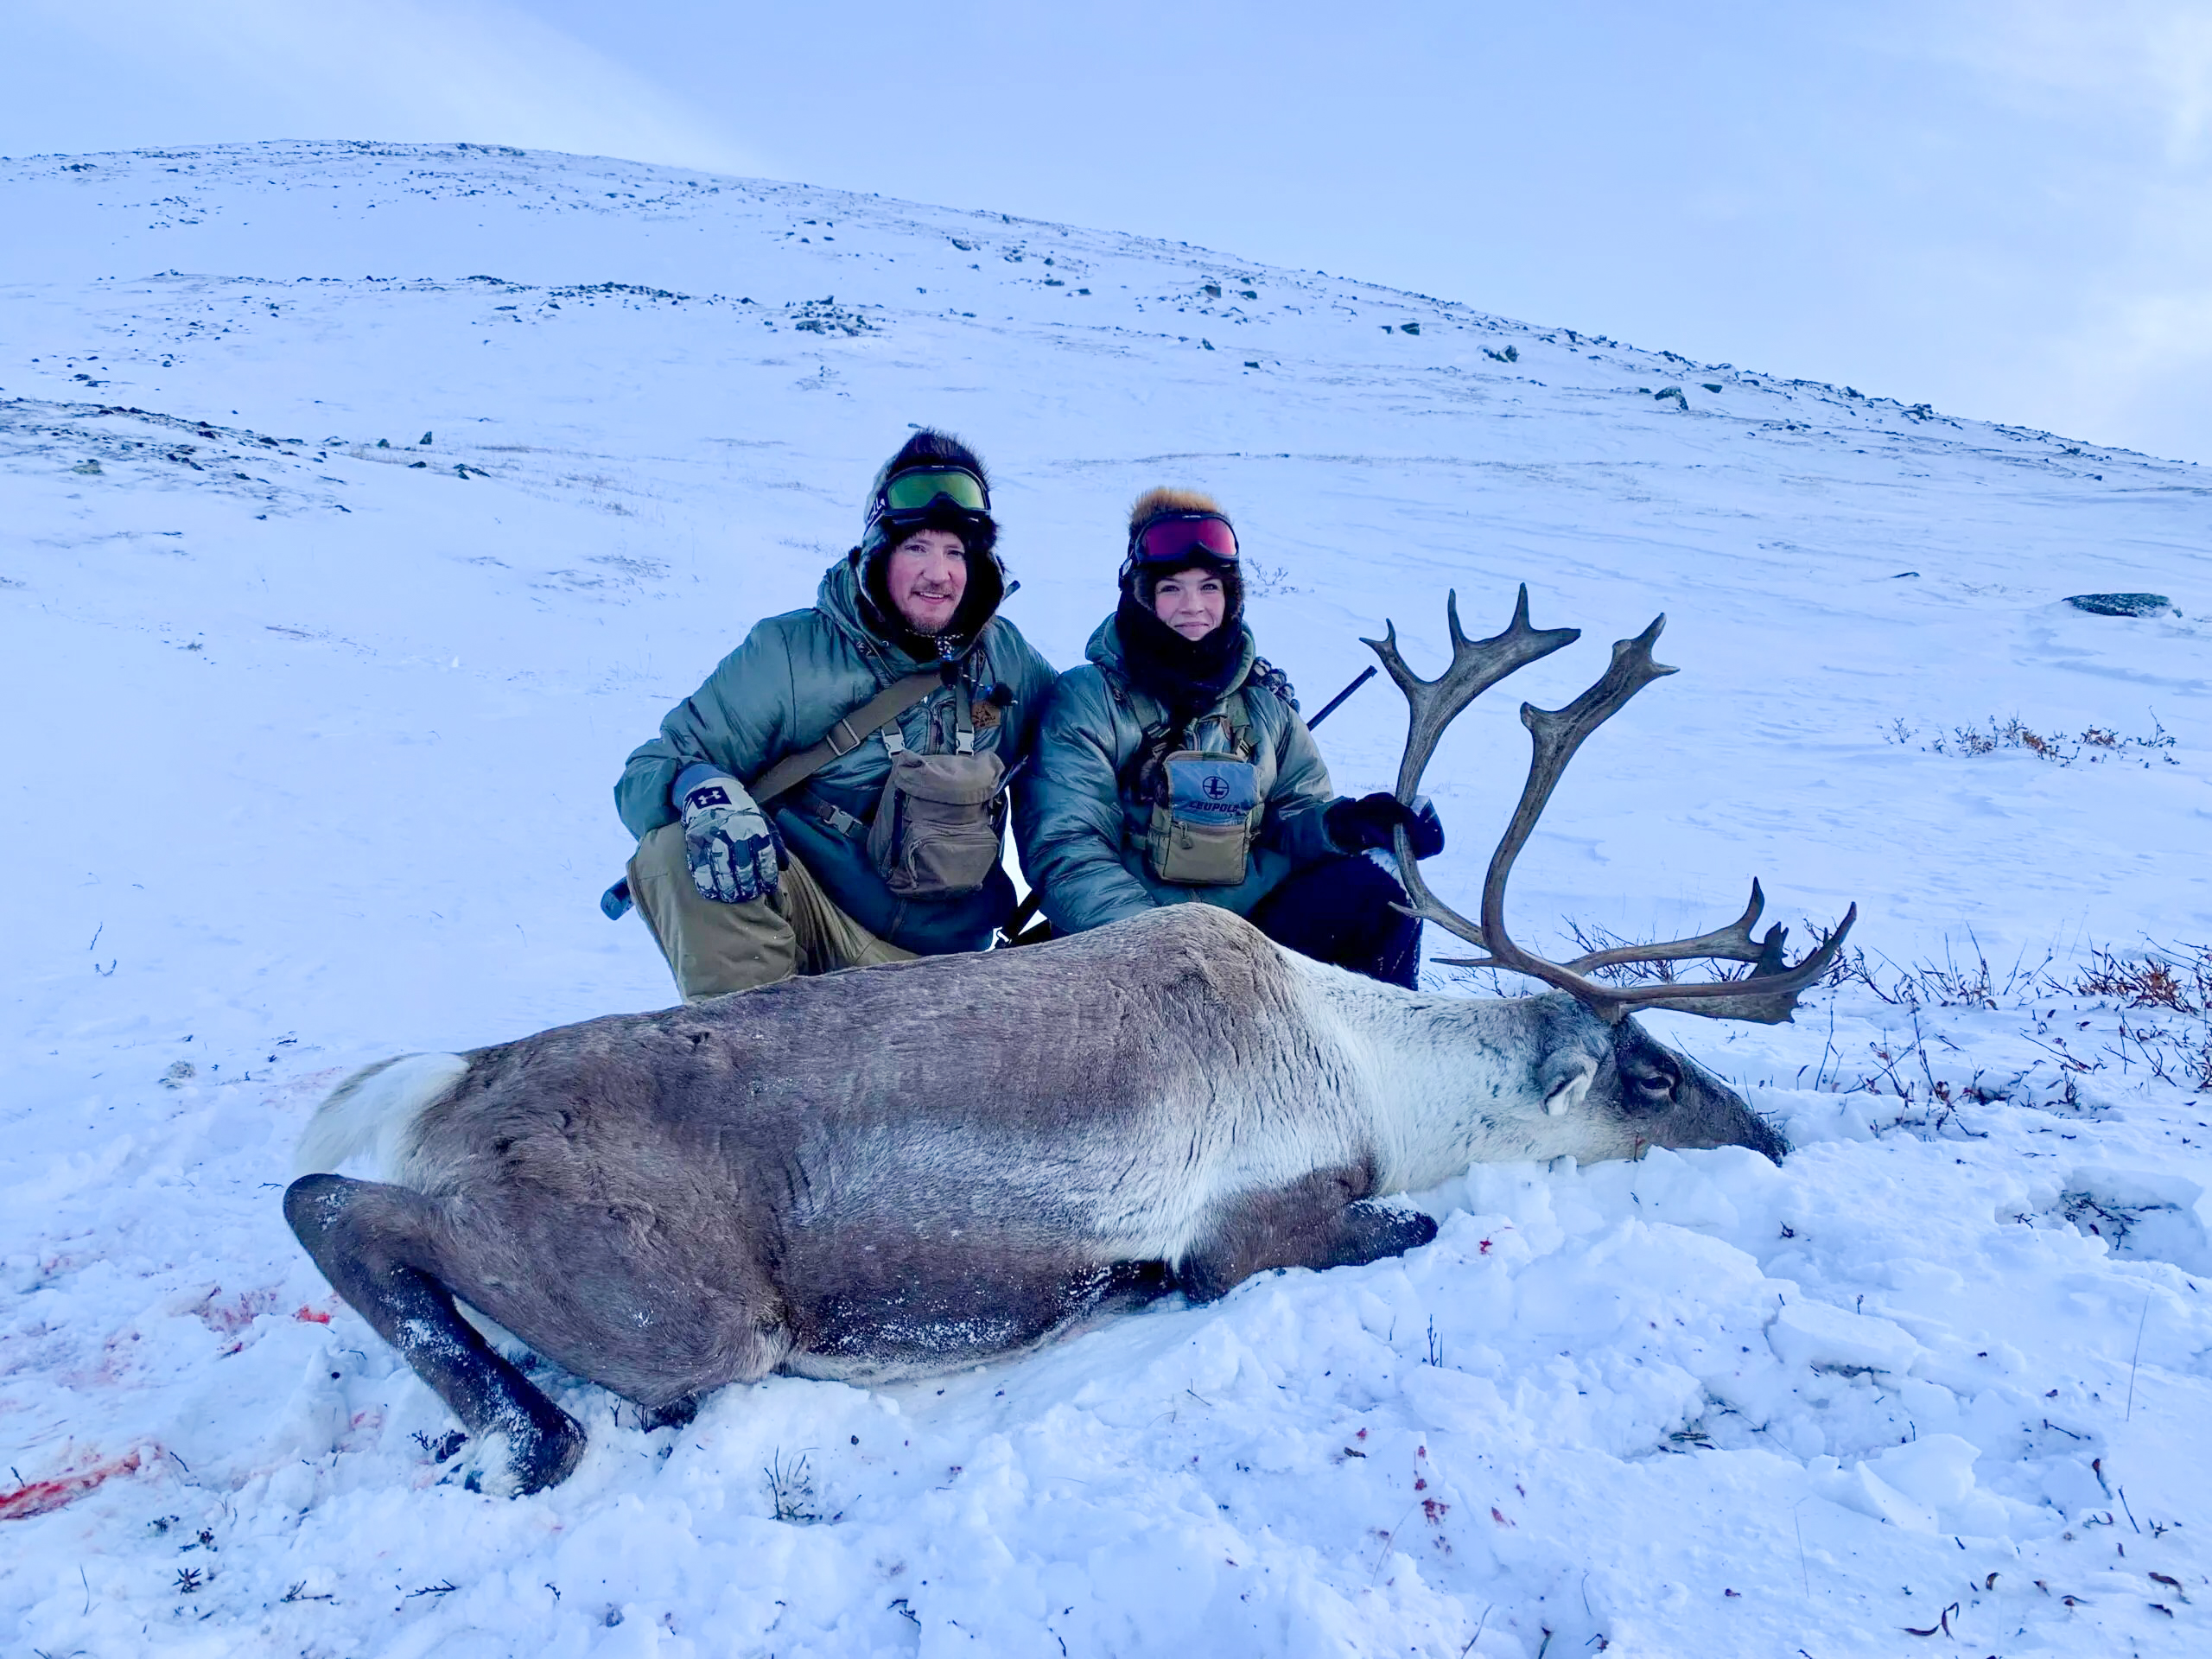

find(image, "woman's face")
[885,529,968,633]
[1150,567,1227,641]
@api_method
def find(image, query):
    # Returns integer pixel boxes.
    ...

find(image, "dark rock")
[2064,593,2172,618]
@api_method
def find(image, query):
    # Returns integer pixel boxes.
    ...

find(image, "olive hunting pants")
[628,822,915,1001]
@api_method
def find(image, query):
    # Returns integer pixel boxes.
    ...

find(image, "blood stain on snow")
[197,1287,281,1337]
[0,1448,145,1522]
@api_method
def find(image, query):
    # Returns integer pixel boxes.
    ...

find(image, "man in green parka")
[614,431,1058,1000]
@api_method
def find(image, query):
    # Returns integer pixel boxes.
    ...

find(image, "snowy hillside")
[3,140,2210,1657]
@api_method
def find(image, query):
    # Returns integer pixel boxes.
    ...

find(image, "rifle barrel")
[1306,664,1377,730]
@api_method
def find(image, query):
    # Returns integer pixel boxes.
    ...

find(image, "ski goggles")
[877,465,989,518]
[1129,511,1238,568]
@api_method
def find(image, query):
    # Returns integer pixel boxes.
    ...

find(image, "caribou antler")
[1365,596,1857,1025]
[1358,586,1579,956]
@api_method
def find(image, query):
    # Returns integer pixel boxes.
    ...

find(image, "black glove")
[1325,792,1445,860]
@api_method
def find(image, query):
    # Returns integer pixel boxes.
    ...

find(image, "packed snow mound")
[3,141,2209,1657]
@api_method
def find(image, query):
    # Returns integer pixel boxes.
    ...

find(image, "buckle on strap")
[798,790,868,839]
[828,714,872,757]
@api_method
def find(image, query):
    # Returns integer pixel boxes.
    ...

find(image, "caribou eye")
[1624,1057,1680,1109]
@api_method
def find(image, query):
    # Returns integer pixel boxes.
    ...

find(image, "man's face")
[885,529,969,634]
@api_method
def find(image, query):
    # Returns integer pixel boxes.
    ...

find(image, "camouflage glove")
[677,772,783,905]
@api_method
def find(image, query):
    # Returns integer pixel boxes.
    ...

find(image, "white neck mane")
[1287,957,1615,1187]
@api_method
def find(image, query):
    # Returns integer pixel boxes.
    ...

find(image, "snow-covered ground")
[3,141,2209,1657]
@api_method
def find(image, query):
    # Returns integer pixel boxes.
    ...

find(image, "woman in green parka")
[1018,488,1445,987]
[615,430,1058,1001]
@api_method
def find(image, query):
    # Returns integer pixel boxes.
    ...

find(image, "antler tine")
[1445,588,1476,652]
[1617,905,1859,1023]
[1359,584,1580,803]
[1441,905,1858,1023]
[1563,880,1776,974]
[1430,613,1856,1025]
[1360,586,1580,951]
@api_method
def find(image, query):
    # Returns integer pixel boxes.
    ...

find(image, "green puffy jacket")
[616,555,1058,957]
[1017,614,1340,935]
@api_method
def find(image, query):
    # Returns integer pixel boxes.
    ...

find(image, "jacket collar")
[1086,613,1258,712]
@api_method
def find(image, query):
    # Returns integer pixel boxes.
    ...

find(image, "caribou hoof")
[1334,1201,1440,1268]
[497,1403,587,1496]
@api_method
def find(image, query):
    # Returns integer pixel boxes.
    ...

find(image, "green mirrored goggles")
[880,467,988,515]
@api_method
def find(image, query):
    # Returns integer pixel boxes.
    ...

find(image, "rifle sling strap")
[747,670,944,805]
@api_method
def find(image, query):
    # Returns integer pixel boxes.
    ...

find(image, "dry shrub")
[1827,932,2049,1010]
[2064,944,2212,1091]
[1885,715,2177,768]
[2069,946,2209,1014]
[1815,936,2212,1102]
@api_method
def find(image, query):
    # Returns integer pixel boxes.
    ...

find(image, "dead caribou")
[286,590,1853,1492]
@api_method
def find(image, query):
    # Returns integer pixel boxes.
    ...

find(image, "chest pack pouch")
[866,680,1010,899]
[1147,748,1262,886]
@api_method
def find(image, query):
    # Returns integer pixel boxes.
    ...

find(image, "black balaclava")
[855,428,1005,658]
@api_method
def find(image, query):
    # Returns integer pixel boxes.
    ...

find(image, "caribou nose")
[1743,1111,1789,1162]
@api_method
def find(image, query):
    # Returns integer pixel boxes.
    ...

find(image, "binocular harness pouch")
[867,681,1009,899]
[1147,745,1261,886]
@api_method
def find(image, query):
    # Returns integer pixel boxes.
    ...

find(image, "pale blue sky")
[4,1,2207,462]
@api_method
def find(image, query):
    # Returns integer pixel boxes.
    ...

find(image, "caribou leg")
[284,1174,587,1494]
[1178,1166,1439,1303]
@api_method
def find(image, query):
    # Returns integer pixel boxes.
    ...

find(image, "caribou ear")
[1540,1052,1599,1118]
